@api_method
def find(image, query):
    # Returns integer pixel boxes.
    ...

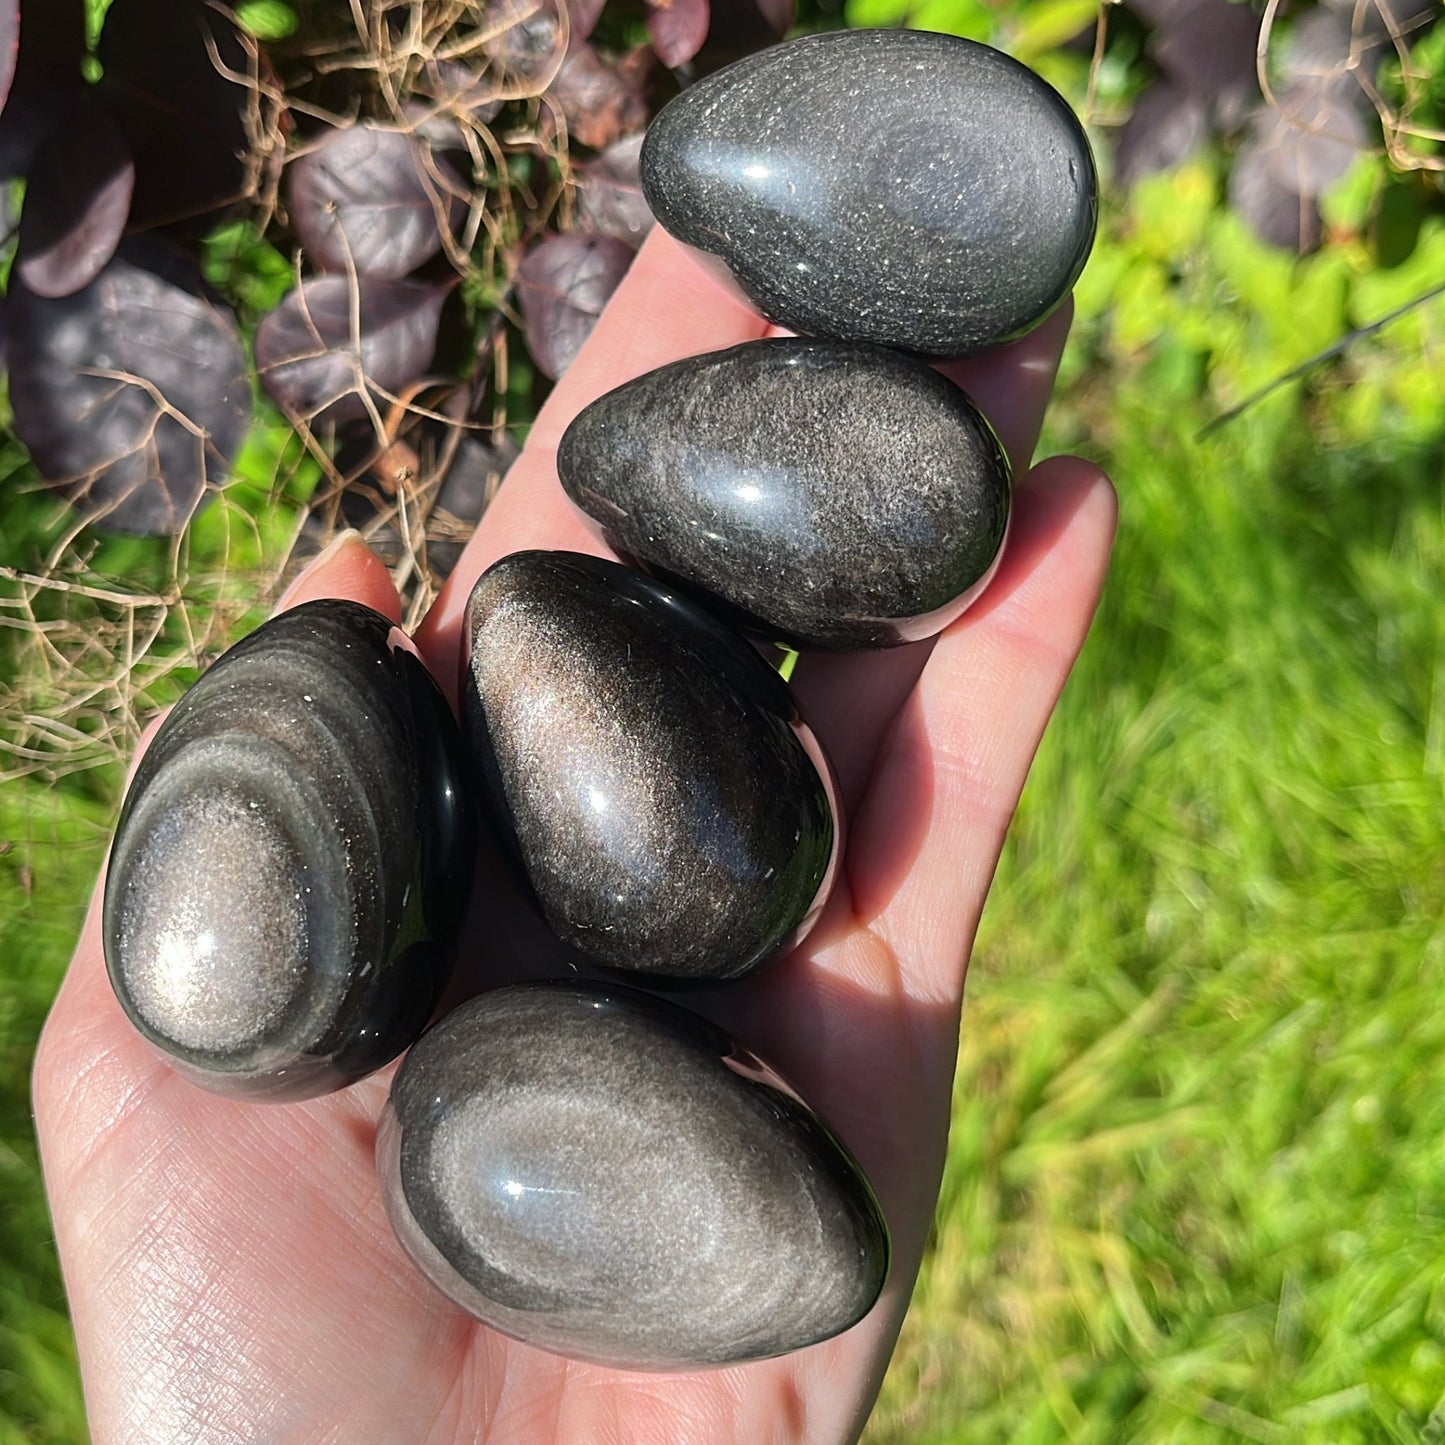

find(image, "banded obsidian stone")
[461,551,837,981]
[559,337,1012,649]
[103,599,474,1099]
[641,28,1097,355]
[378,982,890,1368]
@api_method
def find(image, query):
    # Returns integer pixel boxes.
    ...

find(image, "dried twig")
[1199,276,1445,438]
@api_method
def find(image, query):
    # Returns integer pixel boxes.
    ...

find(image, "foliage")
[3,0,1445,1440]
[847,0,1444,263]
[0,786,108,1442]
[860,143,1445,1445]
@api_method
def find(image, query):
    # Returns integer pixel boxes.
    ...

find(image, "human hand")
[34,228,1115,1444]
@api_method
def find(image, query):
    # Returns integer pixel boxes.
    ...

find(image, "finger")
[34,537,466,1445]
[699,457,1114,1271]
[36,531,400,1133]
[104,533,393,799]
[416,229,768,679]
[849,455,1117,999]
[277,528,404,622]
[788,304,1074,809]
[937,298,1074,472]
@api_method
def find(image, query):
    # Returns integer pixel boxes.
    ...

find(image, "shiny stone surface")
[641,29,1097,355]
[559,337,1012,649]
[378,982,890,1368]
[462,551,836,981]
[103,599,474,1099]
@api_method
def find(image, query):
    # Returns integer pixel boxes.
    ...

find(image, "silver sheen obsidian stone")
[461,551,837,981]
[378,982,890,1368]
[102,600,474,1100]
[559,338,1012,649]
[640,29,1098,355]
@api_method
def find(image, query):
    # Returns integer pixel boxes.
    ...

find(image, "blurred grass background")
[5,0,1445,1440]
[866,164,1445,1441]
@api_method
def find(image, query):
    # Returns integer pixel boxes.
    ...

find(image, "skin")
[33,229,1116,1445]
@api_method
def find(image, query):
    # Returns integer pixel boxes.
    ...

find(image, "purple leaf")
[0,0,18,115]
[692,0,792,73]
[646,0,711,69]
[1277,10,1399,116]
[1135,0,1260,130]
[288,124,465,281]
[482,0,606,70]
[1296,0,1435,79]
[7,238,251,535]
[12,0,84,85]
[0,83,64,178]
[751,0,793,34]
[1229,139,1317,252]
[560,0,608,44]
[255,276,451,424]
[99,0,257,228]
[1115,80,1208,185]
[1257,86,1366,196]
[0,0,86,178]
[549,43,651,150]
[517,232,633,380]
[576,133,653,247]
[17,89,135,298]
[480,2,650,148]
[482,1,566,81]
[1283,8,1364,80]
[1227,88,1365,254]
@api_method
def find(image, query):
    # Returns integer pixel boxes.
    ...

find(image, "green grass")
[4,156,1445,1444]
[863,172,1445,1442]
[0,784,110,1444]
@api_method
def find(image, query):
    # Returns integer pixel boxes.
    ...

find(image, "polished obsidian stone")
[378,982,890,1368]
[461,551,836,981]
[102,600,475,1100]
[640,29,1098,355]
[559,338,1011,650]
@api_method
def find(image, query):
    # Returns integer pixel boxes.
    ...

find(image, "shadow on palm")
[34,231,1114,1444]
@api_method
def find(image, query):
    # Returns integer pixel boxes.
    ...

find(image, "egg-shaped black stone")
[559,338,1011,650]
[378,982,890,1368]
[461,551,836,981]
[102,599,475,1100]
[640,29,1098,355]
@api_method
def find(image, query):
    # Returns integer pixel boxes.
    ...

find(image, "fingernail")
[277,529,367,611]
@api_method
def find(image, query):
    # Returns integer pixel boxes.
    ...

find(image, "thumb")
[277,529,402,621]
[38,527,401,1111]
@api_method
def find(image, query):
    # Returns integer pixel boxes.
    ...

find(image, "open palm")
[34,231,1115,1445]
